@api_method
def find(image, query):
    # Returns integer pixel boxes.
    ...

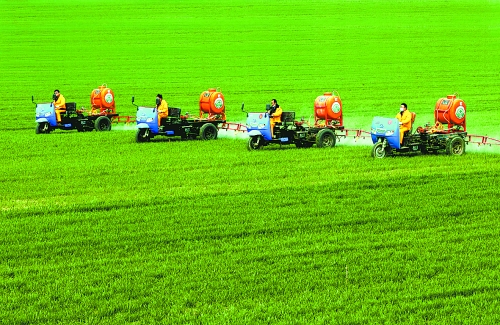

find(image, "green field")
[2,0,500,324]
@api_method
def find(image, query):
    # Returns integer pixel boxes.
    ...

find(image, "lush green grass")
[1,0,500,324]
[2,131,500,324]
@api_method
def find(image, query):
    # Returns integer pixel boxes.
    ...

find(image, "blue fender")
[137,123,150,129]
[36,118,49,123]
[248,130,263,137]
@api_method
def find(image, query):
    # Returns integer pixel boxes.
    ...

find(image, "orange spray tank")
[199,88,225,120]
[314,91,343,127]
[434,94,466,131]
[91,84,115,115]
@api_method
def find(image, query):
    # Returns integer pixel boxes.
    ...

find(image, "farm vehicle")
[34,84,132,134]
[244,91,349,150]
[134,88,226,142]
[371,94,468,158]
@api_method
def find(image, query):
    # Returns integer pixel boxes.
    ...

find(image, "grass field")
[1,0,500,324]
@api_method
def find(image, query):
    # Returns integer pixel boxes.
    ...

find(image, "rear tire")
[316,129,336,148]
[247,136,263,151]
[94,116,112,131]
[446,136,465,156]
[371,142,387,158]
[199,123,218,140]
[136,128,151,143]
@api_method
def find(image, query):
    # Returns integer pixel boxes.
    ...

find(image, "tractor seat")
[65,102,76,113]
[168,107,181,118]
[281,112,295,125]
[403,112,416,140]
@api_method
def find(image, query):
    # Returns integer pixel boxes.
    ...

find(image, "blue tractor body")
[35,103,58,127]
[136,106,159,134]
[246,112,273,141]
[371,116,400,149]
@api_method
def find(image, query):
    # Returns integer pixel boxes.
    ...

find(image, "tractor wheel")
[446,136,465,156]
[295,141,313,148]
[199,123,218,140]
[371,142,388,158]
[247,136,263,151]
[315,129,336,148]
[136,128,151,143]
[94,116,112,131]
[36,122,50,134]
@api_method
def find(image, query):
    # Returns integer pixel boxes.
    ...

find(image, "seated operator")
[53,89,66,123]
[156,94,169,127]
[396,102,412,145]
[267,98,283,137]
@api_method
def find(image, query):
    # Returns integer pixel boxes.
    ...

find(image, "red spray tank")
[90,84,115,115]
[314,91,343,127]
[434,94,466,132]
[199,88,225,120]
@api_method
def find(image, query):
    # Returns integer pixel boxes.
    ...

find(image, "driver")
[396,103,412,144]
[53,89,66,123]
[267,99,282,137]
[156,94,169,127]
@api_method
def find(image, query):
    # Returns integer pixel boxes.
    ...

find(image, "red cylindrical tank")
[199,88,225,118]
[434,94,466,130]
[314,91,342,126]
[91,84,115,114]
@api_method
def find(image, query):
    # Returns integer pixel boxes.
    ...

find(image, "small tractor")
[34,84,120,133]
[134,88,226,142]
[371,94,468,158]
[244,91,344,150]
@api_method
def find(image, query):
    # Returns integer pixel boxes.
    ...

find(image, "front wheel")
[35,122,50,134]
[199,123,218,140]
[136,128,151,143]
[247,136,263,151]
[446,136,465,156]
[94,116,112,131]
[371,142,388,158]
[316,129,336,148]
